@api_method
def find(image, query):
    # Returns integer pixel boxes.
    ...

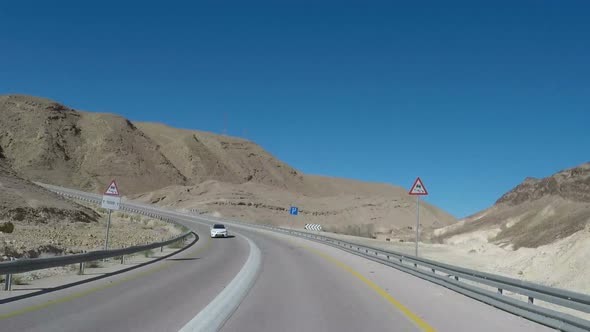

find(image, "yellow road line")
[303,245,437,332]
[0,235,211,320]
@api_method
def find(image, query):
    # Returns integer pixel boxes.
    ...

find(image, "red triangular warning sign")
[409,177,428,196]
[104,180,120,196]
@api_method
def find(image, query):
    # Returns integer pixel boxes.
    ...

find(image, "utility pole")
[223,113,228,136]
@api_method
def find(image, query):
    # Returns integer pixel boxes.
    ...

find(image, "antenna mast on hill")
[223,113,228,136]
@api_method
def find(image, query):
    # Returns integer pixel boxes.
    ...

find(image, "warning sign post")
[409,177,428,257]
[101,180,121,251]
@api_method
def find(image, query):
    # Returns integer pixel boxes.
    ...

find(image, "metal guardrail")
[38,184,590,331]
[1,185,194,291]
[193,213,590,332]
[0,231,193,276]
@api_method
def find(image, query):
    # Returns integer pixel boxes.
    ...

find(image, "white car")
[210,224,228,238]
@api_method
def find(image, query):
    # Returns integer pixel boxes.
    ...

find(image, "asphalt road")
[0,222,249,332]
[0,212,555,332]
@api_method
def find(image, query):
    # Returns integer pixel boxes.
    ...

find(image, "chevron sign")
[305,224,322,231]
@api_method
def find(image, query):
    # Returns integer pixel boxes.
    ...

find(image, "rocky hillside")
[434,162,590,249]
[496,163,590,205]
[0,94,456,236]
[133,179,455,239]
[136,122,306,192]
[0,95,187,194]
[0,156,98,226]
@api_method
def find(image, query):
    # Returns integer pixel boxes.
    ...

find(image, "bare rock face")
[0,95,187,194]
[496,163,590,205]
[0,94,457,243]
[435,162,590,249]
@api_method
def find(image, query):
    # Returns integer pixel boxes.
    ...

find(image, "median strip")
[179,234,261,332]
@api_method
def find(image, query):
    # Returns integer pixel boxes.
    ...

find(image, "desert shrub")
[86,260,102,268]
[0,222,15,233]
[142,249,154,258]
[12,275,28,285]
[168,240,185,249]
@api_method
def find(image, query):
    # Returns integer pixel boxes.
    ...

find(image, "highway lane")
[222,227,554,332]
[0,222,250,332]
[0,198,557,332]
[222,227,421,331]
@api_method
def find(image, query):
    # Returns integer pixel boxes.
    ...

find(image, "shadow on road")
[166,257,200,261]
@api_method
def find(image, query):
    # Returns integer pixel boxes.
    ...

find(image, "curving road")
[0,204,554,332]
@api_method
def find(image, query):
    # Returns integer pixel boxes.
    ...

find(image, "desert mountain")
[133,179,455,239]
[135,122,306,192]
[0,95,187,194]
[434,162,590,249]
[0,94,456,237]
[0,153,98,225]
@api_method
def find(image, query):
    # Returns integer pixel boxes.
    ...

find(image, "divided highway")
[0,189,555,331]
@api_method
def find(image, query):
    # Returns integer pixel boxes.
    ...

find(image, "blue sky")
[1,1,589,218]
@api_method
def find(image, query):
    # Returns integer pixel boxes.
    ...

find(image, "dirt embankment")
[1,207,183,261]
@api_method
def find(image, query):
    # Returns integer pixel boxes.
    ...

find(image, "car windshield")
[213,224,225,229]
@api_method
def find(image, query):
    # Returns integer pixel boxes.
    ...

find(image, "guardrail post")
[3,273,12,291]
[78,262,85,275]
[3,257,14,291]
[121,255,125,264]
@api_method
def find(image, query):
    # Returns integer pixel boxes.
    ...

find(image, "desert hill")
[0,94,456,237]
[133,179,455,239]
[434,162,590,249]
[0,95,187,194]
[135,122,306,192]
[0,155,98,225]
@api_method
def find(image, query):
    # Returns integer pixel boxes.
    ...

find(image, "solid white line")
[178,234,261,332]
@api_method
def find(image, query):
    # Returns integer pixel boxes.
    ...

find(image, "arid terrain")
[2,94,589,296]
[0,94,457,243]
[433,162,590,249]
[330,162,590,294]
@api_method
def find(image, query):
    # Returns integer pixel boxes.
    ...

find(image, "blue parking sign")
[290,206,299,216]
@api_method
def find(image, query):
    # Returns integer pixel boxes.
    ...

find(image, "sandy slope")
[0,95,187,194]
[433,162,590,249]
[133,180,456,239]
[0,94,456,237]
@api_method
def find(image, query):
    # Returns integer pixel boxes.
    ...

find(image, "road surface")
[0,214,554,332]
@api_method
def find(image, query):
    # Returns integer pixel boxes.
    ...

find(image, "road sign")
[104,180,120,196]
[305,224,322,231]
[101,195,121,211]
[409,177,428,196]
[101,180,121,251]
[408,177,428,258]
[290,206,299,216]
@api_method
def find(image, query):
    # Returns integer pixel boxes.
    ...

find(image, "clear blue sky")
[2,1,589,218]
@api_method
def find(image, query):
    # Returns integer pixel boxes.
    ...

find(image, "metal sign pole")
[105,210,112,251]
[415,196,420,257]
